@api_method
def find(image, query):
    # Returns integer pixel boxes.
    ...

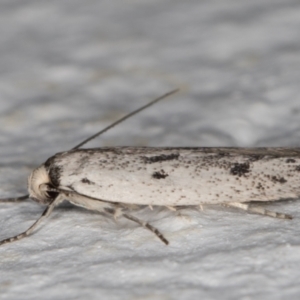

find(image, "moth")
[0,89,298,246]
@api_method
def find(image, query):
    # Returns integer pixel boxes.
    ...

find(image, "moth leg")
[0,199,58,246]
[0,194,29,203]
[226,202,293,220]
[113,207,123,221]
[122,213,169,245]
[166,206,176,212]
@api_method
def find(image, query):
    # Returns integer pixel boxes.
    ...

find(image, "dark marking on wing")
[256,182,264,190]
[152,169,169,179]
[81,177,95,185]
[230,162,250,177]
[286,158,296,163]
[295,165,300,171]
[141,153,179,164]
[271,176,287,184]
[44,156,56,169]
[48,165,63,187]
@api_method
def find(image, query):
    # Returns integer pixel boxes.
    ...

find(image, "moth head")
[28,165,59,204]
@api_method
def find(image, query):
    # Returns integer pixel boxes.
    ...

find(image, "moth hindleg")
[122,213,169,245]
[104,206,169,245]
[226,202,292,220]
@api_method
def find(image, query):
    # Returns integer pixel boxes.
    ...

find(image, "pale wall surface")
[1,1,300,299]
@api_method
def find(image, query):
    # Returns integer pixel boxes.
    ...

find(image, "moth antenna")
[0,194,29,203]
[72,88,179,150]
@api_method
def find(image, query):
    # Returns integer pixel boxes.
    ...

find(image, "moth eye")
[46,191,59,199]
[45,184,59,200]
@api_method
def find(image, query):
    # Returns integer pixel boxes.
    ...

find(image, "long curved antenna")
[72,89,179,150]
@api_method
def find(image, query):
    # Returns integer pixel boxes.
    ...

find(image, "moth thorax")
[28,165,55,204]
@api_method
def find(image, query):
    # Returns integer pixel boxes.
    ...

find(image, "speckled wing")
[43,147,300,206]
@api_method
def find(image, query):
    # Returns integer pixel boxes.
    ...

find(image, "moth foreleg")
[122,213,169,245]
[0,198,59,246]
[0,194,29,203]
[226,202,293,220]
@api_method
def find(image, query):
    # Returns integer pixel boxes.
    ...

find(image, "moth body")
[28,147,300,208]
[1,90,297,246]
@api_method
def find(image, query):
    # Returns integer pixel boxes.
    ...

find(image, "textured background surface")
[1,1,300,299]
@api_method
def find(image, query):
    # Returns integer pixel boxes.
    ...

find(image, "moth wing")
[46,147,300,206]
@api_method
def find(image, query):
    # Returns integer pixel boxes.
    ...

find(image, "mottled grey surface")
[1,1,300,299]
